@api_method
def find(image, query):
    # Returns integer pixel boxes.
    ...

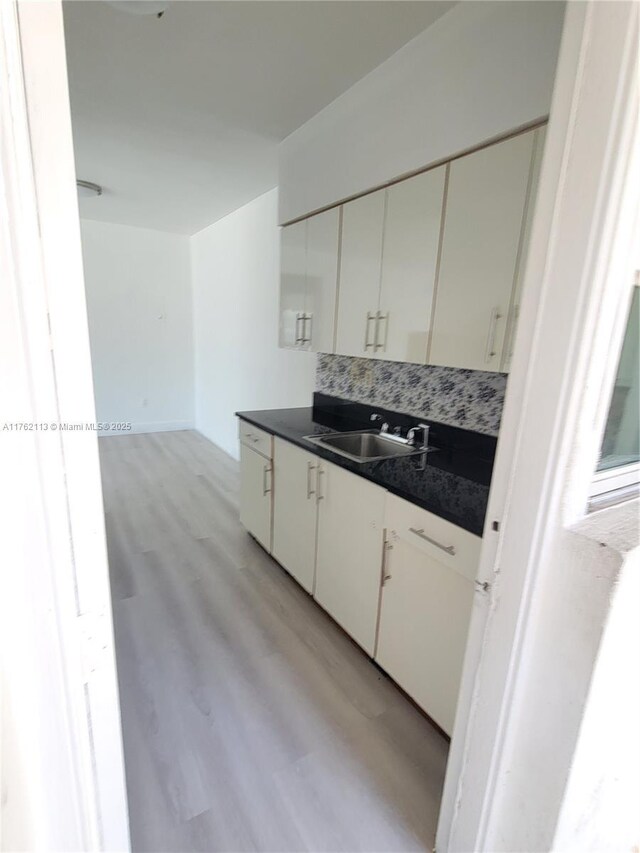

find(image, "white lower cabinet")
[272,437,319,593]
[375,495,480,735]
[239,427,481,734]
[238,423,273,552]
[314,460,386,656]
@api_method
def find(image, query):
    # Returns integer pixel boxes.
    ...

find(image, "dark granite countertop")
[236,394,497,536]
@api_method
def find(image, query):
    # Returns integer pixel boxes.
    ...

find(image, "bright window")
[590,283,640,508]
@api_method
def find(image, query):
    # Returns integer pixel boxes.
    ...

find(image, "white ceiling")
[63,1,454,235]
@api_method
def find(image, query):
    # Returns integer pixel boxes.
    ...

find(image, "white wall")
[191,189,315,459]
[552,525,640,853]
[279,1,565,223]
[80,219,194,433]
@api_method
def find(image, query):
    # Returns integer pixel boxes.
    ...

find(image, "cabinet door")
[305,207,340,354]
[279,219,307,349]
[377,167,446,364]
[335,189,385,358]
[429,130,537,372]
[501,126,547,372]
[239,443,272,552]
[375,496,479,735]
[272,438,318,593]
[314,461,386,655]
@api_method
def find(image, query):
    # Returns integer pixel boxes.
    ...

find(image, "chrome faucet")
[406,423,430,471]
[408,423,430,451]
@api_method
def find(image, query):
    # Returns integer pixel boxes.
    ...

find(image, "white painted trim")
[438,1,640,849]
[590,462,640,498]
[1,1,129,849]
[98,420,195,437]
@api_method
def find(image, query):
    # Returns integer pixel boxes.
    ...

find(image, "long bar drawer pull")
[484,306,503,362]
[364,312,376,350]
[374,311,389,351]
[409,527,456,556]
[381,539,393,586]
[263,463,272,496]
[302,313,313,345]
[306,461,317,499]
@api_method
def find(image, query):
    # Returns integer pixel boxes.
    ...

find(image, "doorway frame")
[437,1,640,849]
[1,2,129,849]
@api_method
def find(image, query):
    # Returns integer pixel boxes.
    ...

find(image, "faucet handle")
[371,413,390,433]
[408,423,430,447]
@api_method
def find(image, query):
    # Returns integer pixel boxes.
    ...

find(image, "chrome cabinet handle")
[374,311,388,351]
[409,527,456,556]
[263,463,272,496]
[381,539,393,586]
[302,313,313,345]
[484,306,503,362]
[295,312,305,345]
[364,312,376,350]
[306,461,317,499]
[316,466,325,502]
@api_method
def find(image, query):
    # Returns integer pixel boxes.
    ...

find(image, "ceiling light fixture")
[77,180,103,198]
[105,1,170,17]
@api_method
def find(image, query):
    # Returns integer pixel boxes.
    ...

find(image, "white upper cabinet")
[335,168,445,363]
[378,167,446,363]
[305,206,341,354]
[429,129,538,372]
[279,219,307,349]
[280,125,545,371]
[279,207,340,352]
[501,126,547,372]
[335,189,386,358]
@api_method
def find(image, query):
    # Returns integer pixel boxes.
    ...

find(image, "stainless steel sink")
[304,430,423,463]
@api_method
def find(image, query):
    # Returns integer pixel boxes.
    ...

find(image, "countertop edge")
[237,410,486,537]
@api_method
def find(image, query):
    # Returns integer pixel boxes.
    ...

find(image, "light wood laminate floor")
[100,430,448,852]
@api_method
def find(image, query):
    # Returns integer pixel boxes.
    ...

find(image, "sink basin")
[305,430,423,463]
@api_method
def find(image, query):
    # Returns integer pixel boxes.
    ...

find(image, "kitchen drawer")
[238,420,272,460]
[384,494,481,582]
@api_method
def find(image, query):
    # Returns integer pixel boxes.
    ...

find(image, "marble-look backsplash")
[316,354,507,436]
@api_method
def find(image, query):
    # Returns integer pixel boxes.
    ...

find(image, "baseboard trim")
[98,420,194,437]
